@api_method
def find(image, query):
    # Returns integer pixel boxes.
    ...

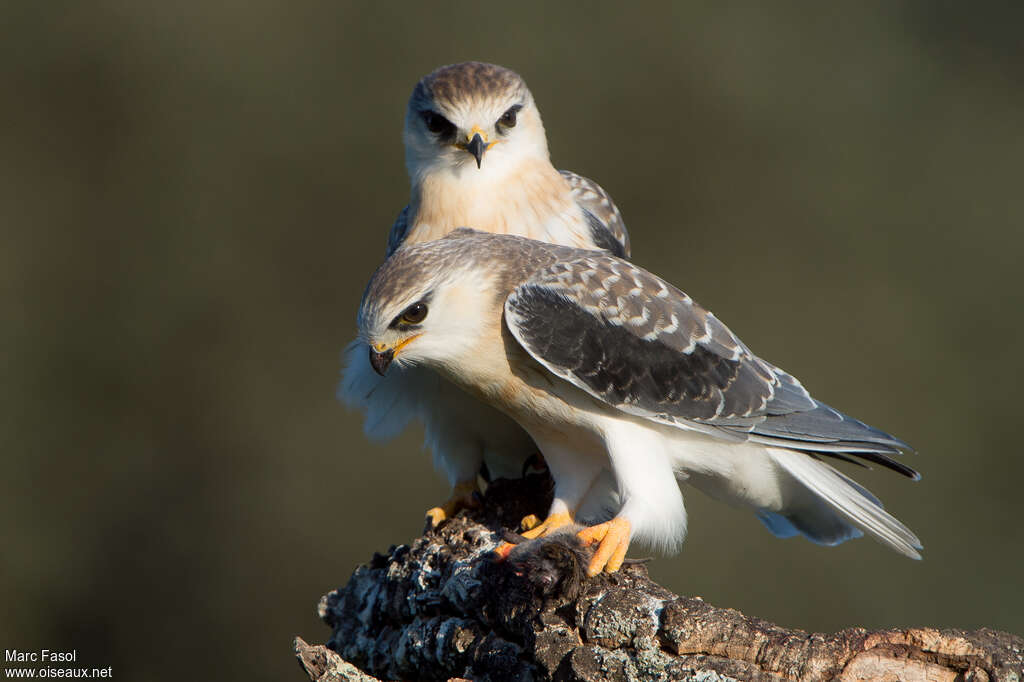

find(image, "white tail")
[766,448,922,559]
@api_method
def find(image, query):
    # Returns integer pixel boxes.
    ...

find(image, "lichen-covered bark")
[296,474,1023,681]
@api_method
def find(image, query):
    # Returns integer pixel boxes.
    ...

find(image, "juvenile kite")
[357,230,922,576]
[340,62,629,525]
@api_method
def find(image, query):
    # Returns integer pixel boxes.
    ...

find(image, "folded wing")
[503,253,918,479]
[560,170,630,259]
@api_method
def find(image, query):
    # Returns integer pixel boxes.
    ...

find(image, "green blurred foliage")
[2,2,1022,679]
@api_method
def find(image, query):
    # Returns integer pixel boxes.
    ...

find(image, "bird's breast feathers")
[408,161,593,248]
[427,322,595,435]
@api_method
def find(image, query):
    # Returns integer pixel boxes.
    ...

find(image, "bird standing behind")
[357,230,922,577]
[339,62,630,526]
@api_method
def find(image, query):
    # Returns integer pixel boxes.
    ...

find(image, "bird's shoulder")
[385,205,412,258]
[558,170,630,259]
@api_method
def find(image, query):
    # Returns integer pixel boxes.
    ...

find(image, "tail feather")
[755,510,800,539]
[746,433,921,480]
[766,448,922,559]
[739,400,920,480]
[756,509,864,546]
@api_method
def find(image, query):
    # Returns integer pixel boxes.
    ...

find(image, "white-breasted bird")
[339,62,630,525]
[357,230,922,576]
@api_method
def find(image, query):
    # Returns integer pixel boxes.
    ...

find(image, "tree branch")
[296,473,1023,681]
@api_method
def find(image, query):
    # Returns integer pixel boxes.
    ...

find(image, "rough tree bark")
[295,473,1023,681]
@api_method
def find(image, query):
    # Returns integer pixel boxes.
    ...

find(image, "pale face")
[403,85,550,181]
[358,268,499,378]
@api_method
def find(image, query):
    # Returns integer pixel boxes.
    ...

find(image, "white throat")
[406,155,590,248]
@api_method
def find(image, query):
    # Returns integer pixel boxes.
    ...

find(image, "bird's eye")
[401,302,428,325]
[498,106,520,129]
[421,111,455,137]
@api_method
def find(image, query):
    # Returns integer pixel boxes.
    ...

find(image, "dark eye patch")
[421,111,456,139]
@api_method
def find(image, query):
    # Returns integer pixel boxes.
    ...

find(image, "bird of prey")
[357,229,922,577]
[339,62,629,526]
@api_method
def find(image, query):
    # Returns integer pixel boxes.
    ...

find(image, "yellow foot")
[493,511,574,560]
[492,542,515,561]
[520,511,574,540]
[425,481,479,528]
[577,518,632,576]
[519,514,541,532]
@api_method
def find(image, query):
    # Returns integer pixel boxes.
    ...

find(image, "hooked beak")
[465,132,486,168]
[368,335,420,376]
[369,346,394,376]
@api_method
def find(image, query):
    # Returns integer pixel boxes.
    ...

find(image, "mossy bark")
[296,474,1023,681]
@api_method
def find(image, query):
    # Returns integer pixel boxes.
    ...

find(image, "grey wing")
[560,170,630,259]
[385,205,411,258]
[504,254,917,478]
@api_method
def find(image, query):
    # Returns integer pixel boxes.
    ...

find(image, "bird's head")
[403,62,549,180]
[357,233,503,376]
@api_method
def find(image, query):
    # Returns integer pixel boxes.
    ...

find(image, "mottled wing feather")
[560,171,630,259]
[505,252,917,478]
[505,254,797,422]
[385,205,411,257]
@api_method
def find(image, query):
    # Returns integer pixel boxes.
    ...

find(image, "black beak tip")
[369,347,394,376]
[466,133,485,169]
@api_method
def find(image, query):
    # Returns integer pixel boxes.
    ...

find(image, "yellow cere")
[393,333,422,354]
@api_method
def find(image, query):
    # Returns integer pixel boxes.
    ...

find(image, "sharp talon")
[519,514,541,531]
[577,518,631,576]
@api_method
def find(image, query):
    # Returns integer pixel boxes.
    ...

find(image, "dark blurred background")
[3,2,1022,679]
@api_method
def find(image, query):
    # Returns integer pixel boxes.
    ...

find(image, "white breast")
[406,159,593,248]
